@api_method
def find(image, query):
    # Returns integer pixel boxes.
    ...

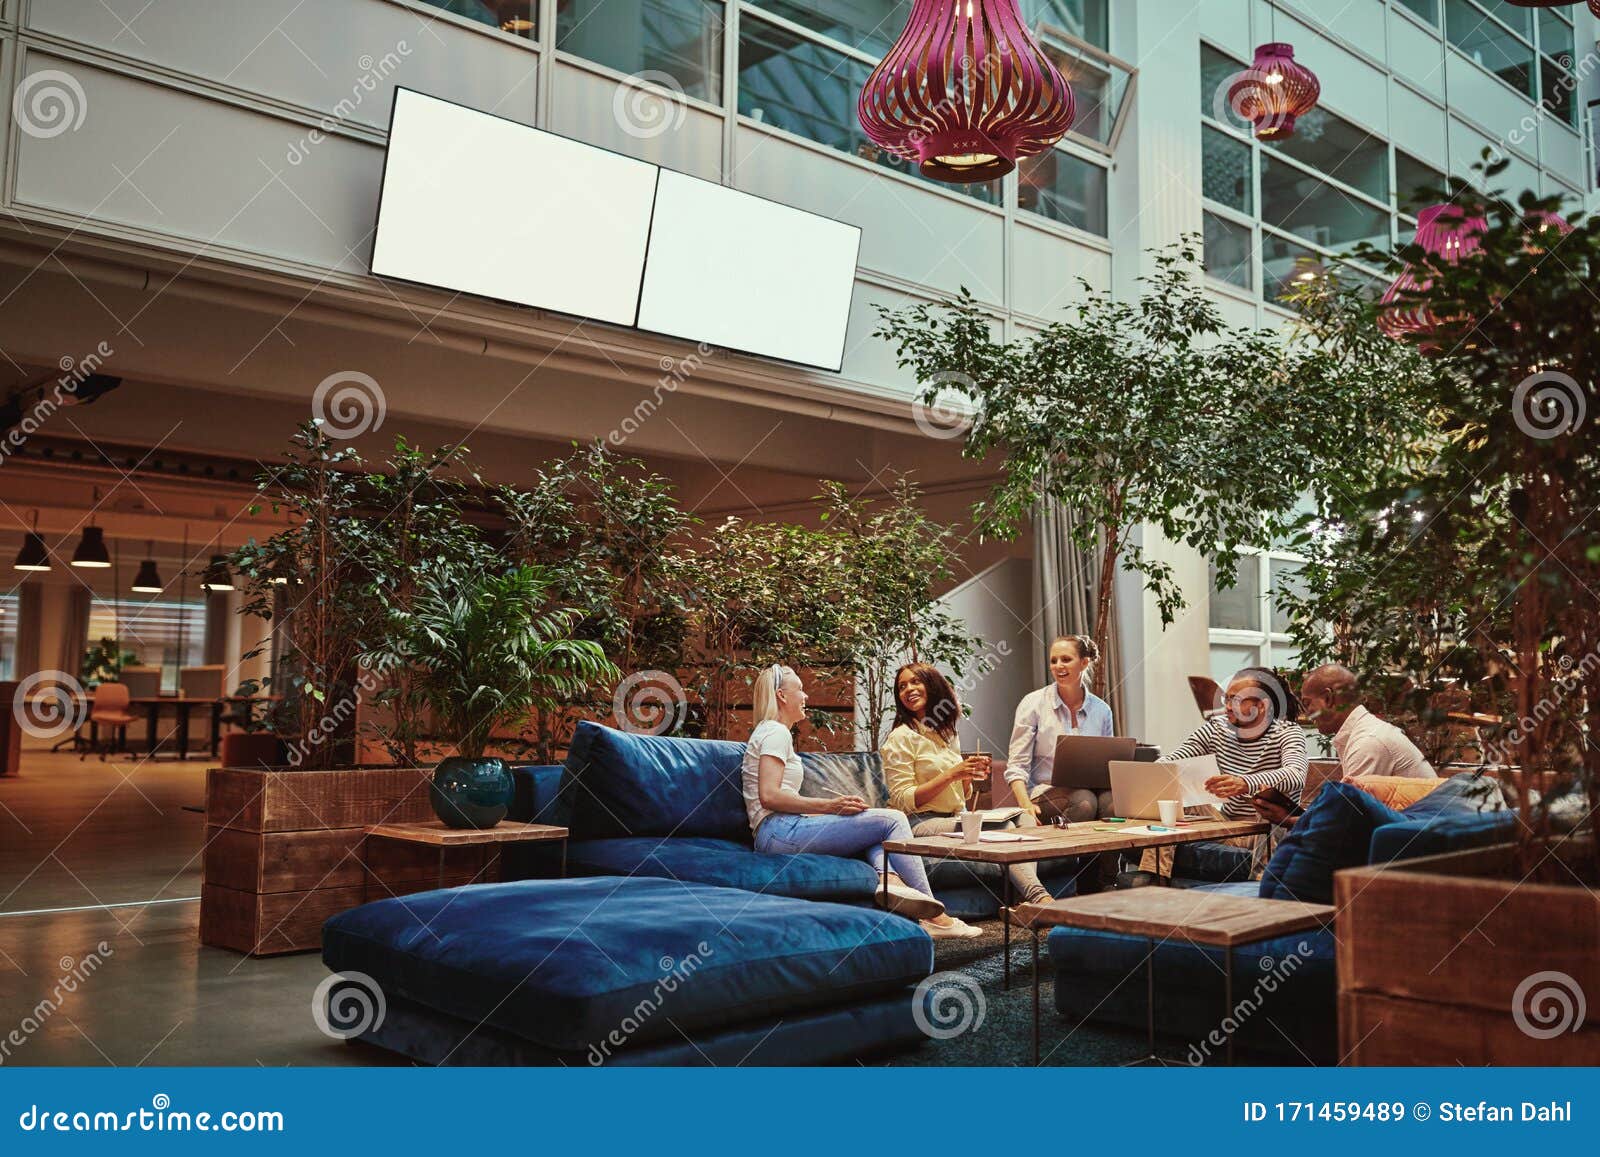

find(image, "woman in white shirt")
[1005,636,1116,823]
[881,662,1050,916]
[743,664,977,938]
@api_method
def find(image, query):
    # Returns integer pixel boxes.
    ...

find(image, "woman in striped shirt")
[1140,668,1305,877]
[1173,667,1308,820]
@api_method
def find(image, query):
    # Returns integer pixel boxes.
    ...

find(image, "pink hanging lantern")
[1227,43,1320,141]
[858,0,1075,185]
[1377,204,1486,342]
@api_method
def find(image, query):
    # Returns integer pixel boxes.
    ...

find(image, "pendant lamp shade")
[1378,204,1488,344]
[201,555,235,591]
[131,557,163,594]
[1228,43,1320,141]
[13,530,50,572]
[858,0,1075,184]
[70,525,112,568]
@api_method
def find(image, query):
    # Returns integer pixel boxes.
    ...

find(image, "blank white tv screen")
[372,89,658,327]
[637,171,862,371]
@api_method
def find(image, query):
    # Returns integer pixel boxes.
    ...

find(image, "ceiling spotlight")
[132,541,163,593]
[70,525,112,568]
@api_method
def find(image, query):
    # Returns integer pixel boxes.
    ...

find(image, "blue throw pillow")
[564,721,750,841]
[1259,782,1405,904]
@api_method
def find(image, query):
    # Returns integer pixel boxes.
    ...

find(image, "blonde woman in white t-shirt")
[741,664,980,939]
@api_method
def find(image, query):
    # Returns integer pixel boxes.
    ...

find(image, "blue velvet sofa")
[1047,772,1515,1063]
[503,721,1090,919]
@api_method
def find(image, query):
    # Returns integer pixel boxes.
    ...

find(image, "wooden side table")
[1013,889,1335,1066]
[361,820,569,901]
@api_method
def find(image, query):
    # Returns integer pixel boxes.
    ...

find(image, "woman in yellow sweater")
[880,662,1052,913]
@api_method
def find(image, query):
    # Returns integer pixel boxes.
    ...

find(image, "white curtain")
[1033,501,1125,727]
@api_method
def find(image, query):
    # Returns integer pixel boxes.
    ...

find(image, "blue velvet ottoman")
[321,875,936,1065]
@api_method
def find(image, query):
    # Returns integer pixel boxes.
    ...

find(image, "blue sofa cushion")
[800,751,889,807]
[1391,770,1504,822]
[508,764,570,827]
[322,877,933,1054]
[562,836,880,902]
[1366,771,1513,863]
[564,721,749,841]
[1260,782,1405,904]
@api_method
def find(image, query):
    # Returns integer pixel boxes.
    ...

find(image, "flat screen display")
[371,89,658,327]
[636,170,861,371]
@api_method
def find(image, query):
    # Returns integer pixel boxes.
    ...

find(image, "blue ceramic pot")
[429,756,512,829]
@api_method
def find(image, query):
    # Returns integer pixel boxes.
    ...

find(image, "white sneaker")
[921,917,983,940]
[874,881,946,921]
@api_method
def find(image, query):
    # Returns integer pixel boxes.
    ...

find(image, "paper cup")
[960,811,983,844]
[1157,799,1182,826]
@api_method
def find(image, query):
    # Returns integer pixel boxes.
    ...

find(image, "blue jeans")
[754,809,934,896]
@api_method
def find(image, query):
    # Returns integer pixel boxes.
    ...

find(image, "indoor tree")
[873,241,1424,697]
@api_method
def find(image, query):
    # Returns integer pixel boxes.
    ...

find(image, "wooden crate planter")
[201,764,480,957]
[1337,842,1600,1065]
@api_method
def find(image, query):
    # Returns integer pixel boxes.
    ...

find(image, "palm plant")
[377,565,619,760]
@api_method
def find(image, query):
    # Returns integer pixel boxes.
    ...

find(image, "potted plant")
[1284,166,1598,1064]
[371,563,619,828]
[80,638,136,687]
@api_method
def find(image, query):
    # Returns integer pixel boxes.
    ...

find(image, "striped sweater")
[1167,717,1308,819]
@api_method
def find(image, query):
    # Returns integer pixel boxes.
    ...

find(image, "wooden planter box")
[200,764,485,956]
[1337,841,1600,1065]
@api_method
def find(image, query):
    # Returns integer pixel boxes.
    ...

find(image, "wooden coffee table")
[1012,888,1335,1065]
[882,818,1269,988]
[361,820,568,901]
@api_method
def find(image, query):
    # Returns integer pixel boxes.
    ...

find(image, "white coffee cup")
[1157,799,1182,827]
[960,811,983,844]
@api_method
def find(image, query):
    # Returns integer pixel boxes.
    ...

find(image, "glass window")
[1270,558,1305,634]
[1202,124,1252,212]
[747,0,908,57]
[1395,0,1440,26]
[1209,557,1261,631]
[1043,37,1132,147]
[1538,9,1574,63]
[559,0,723,103]
[1200,44,1251,131]
[1263,232,1329,306]
[419,0,535,36]
[1476,0,1532,40]
[1017,149,1107,234]
[1203,211,1253,290]
[1023,0,1109,51]
[0,593,16,680]
[1210,644,1261,687]
[88,598,206,694]
[1541,56,1578,127]
[1444,0,1535,97]
[1261,156,1391,254]
[1396,151,1445,215]
[1266,108,1388,202]
[738,15,999,202]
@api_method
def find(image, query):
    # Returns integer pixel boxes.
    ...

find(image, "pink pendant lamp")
[1228,42,1320,141]
[858,0,1075,184]
[1378,204,1486,342]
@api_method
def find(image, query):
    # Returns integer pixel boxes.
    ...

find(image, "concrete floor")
[0,745,1139,1067]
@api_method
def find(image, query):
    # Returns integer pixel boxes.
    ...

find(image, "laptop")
[1109,755,1224,820]
[1050,735,1138,790]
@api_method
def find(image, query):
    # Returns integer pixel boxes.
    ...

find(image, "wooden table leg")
[1032,929,1041,1066]
[176,704,191,761]
[1001,870,1012,991]
[210,701,222,757]
[1224,945,1235,1067]
[147,702,160,756]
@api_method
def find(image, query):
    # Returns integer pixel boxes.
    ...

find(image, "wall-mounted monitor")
[372,89,658,327]
[637,171,862,372]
